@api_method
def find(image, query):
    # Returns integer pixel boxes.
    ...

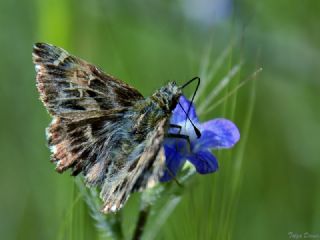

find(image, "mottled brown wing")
[32,43,144,177]
[100,119,166,213]
[46,113,125,176]
[33,42,144,120]
[33,43,168,214]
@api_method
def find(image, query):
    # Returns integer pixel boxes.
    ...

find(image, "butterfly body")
[33,43,182,213]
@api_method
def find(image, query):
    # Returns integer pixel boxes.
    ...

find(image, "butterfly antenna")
[180,76,200,89]
[184,77,200,116]
[178,102,201,138]
[180,77,201,138]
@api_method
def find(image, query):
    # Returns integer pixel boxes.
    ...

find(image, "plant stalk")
[132,204,151,240]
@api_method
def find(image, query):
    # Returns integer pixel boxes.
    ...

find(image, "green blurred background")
[1,0,319,239]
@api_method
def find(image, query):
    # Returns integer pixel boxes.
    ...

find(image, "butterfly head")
[153,81,182,114]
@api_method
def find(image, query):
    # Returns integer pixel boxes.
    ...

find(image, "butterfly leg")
[165,133,191,152]
[169,124,182,130]
[165,132,190,186]
[169,124,182,134]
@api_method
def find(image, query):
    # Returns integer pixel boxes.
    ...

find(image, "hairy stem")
[111,213,124,240]
[132,204,151,240]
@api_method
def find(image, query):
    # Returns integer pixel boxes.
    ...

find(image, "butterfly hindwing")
[100,119,166,213]
[47,112,126,179]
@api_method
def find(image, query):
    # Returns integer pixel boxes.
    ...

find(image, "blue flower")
[161,95,240,181]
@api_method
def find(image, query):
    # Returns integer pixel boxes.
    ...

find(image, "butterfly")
[32,43,200,213]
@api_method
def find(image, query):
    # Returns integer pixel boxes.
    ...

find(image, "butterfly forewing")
[33,43,144,119]
[100,119,166,213]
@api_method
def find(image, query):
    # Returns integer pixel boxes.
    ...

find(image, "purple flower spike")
[161,95,240,181]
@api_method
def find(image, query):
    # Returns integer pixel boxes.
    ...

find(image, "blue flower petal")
[163,95,240,181]
[198,118,240,149]
[170,96,199,125]
[161,145,186,182]
[187,150,218,174]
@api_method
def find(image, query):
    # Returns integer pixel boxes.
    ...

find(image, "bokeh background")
[0,0,319,239]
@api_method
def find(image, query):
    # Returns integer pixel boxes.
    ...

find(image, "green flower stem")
[110,213,124,240]
[75,178,124,240]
